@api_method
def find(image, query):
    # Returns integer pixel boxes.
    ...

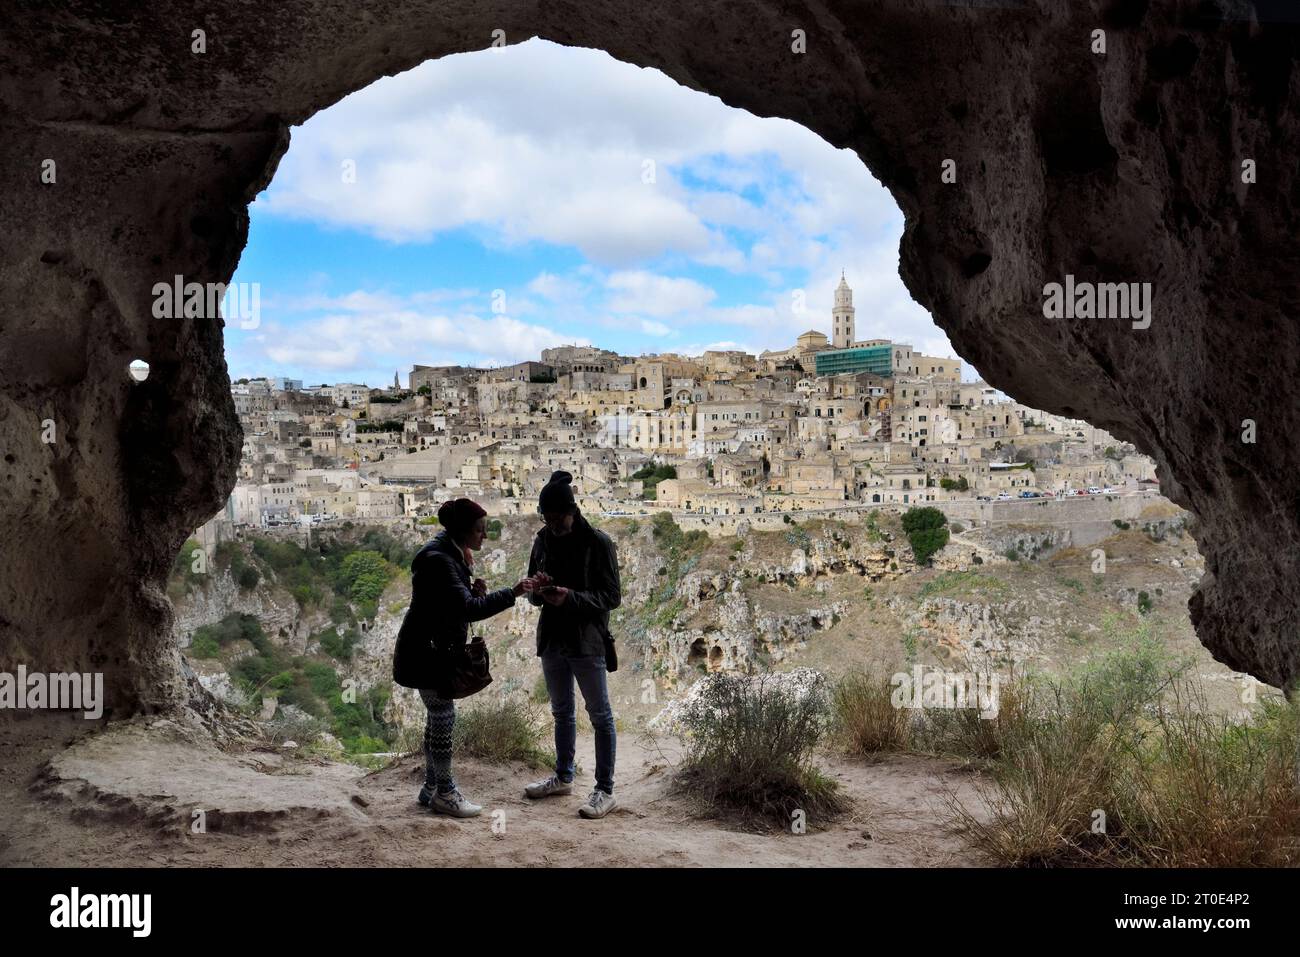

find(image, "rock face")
[1,1,1298,712]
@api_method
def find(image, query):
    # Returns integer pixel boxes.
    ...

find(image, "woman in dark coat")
[393,498,530,817]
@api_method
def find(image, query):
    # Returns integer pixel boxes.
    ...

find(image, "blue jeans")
[541,650,616,794]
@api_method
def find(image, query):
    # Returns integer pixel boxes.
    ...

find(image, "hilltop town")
[216,276,1159,533]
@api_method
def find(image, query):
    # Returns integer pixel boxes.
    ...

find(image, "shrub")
[902,507,949,566]
[831,673,910,755]
[943,628,1300,867]
[453,698,555,769]
[912,673,1035,763]
[1108,692,1300,866]
[318,625,360,662]
[187,633,220,659]
[673,673,845,828]
[949,680,1120,866]
[236,565,261,590]
[1136,591,1153,615]
[650,511,706,552]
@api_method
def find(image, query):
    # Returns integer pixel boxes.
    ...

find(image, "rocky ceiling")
[0,0,1297,713]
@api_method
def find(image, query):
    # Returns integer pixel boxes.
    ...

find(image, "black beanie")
[538,470,576,513]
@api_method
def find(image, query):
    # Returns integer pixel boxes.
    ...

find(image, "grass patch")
[950,633,1300,866]
[453,698,555,769]
[918,569,1009,599]
[830,673,910,756]
[827,622,1300,866]
[673,673,846,830]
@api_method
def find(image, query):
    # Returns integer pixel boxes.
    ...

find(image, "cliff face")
[172,512,1231,735]
[2,2,1298,712]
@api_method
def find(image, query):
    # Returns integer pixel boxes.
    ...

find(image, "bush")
[831,673,910,755]
[236,565,261,590]
[650,511,707,552]
[673,673,845,828]
[945,628,1300,866]
[453,698,555,769]
[317,625,360,662]
[901,507,949,566]
[1108,692,1300,866]
[912,673,1035,763]
[187,633,220,659]
[168,539,208,597]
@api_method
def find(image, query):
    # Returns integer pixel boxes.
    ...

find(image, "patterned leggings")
[418,689,456,794]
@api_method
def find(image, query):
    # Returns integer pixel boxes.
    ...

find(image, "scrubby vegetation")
[624,512,710,656]
[674,673,846,829]
[170,528,415,622]
[453,698,556,769]
[167,539,207,598]
[829,626,1300,867]
[633,463,677,499]
[185,612,394,754]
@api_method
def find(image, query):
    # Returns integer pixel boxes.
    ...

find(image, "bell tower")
[832,271,855,349]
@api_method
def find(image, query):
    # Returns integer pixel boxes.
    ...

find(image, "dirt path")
[0,713,988,867]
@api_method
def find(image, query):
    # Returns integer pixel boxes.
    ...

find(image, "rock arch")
[1,1,1298,714]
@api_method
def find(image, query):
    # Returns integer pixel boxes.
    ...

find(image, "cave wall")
[0,0,1296,713]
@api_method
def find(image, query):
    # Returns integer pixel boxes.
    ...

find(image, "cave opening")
[1,4,1295,726]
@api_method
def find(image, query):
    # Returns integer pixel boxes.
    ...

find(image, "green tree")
[901,507,949,566]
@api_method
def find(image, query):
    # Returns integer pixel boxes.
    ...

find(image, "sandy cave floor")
[0,712,990,868]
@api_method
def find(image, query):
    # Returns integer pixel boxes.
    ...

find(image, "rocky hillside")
[170,505,1257,752]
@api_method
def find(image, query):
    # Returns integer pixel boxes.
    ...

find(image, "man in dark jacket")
[522,470,622,819]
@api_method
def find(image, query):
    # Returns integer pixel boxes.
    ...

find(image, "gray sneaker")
[524,775,574,799]
[429,788,482,818]
[578,789,617,819]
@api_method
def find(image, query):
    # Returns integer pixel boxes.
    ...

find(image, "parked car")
[1087,486,1102,495]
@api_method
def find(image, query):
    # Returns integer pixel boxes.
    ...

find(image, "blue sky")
[227,39,956,388]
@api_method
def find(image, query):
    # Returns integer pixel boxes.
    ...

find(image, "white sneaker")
[578,789,617,819]
[430,788,482,818]
[524,775,574,799]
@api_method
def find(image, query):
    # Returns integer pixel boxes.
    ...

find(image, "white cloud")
[229,295,583,386]
[235,39,966,381]
[604,271,716,316]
